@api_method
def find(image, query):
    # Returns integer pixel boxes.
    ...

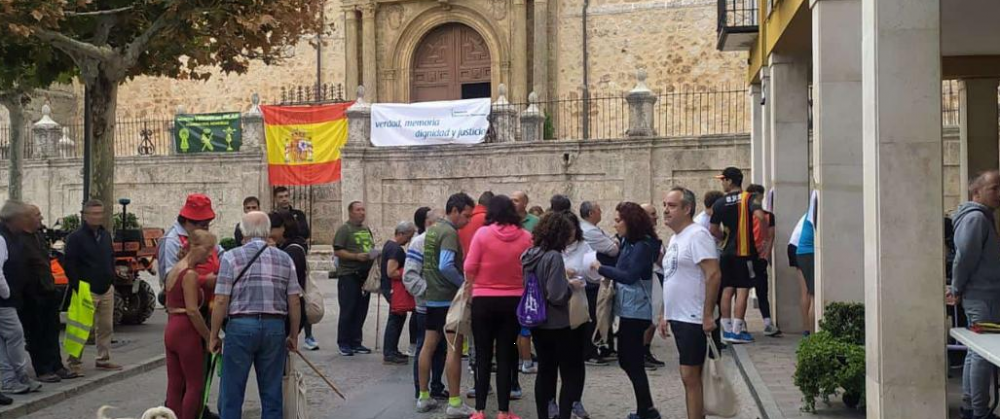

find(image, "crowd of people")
[0,165,830,419]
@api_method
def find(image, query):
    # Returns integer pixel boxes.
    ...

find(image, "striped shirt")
[215,239,302,315]
[711,191,761,258]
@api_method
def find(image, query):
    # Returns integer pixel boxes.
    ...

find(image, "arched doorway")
[411,23,491,102]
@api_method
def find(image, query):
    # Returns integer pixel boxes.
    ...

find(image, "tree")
[0,34,75,201]
[0,0,323,225]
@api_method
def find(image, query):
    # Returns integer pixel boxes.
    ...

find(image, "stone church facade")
[107,0,746,118]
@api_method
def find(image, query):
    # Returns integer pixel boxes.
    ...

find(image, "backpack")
[517,272,547,328]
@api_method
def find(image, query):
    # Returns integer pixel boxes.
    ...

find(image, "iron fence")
[653,88,749,137]
[0,123,34,160]
[942,80,960,127]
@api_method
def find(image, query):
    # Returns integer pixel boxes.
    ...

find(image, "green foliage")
[113,212,140,230]
[219,238,239,251]
[795,302,867,413]
[543,113,556,140]
[820,302,865,345]
[60,214,80,232]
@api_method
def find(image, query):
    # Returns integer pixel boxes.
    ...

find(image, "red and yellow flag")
[261,103,352,185]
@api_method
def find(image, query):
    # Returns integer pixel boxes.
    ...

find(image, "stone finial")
[176,105,186,115]
[528,91,538,103]
[246,92,262,117]
[631,68,651,93]
[356,85,367,105]
[494,83,510,106]
[34,103,57,128]
[58,127,74,146]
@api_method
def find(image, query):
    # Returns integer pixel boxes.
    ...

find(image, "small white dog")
[97,405,178,419]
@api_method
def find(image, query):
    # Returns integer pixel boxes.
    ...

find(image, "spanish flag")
[262,103,352,185]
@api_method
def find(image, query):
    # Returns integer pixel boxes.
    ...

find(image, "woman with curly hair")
[522,212,586,419]
[591,202,662,419]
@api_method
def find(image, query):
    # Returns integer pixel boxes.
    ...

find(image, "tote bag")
[703,337,739,417]
[568,286,590,329]
[283,355,310,419]
[445,285,473,350]
[592,279,616,345]
[517,272,547,328]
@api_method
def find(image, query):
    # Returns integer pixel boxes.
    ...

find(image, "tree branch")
[93,15,116,46]
[32,29,110,63]
[64,6,134,17]
[123,0,180,67]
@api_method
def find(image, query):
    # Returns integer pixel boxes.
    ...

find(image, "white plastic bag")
[283,355,310,419]
[702,337,738,417]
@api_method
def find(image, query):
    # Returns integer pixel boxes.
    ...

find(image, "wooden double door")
[411,23,492,102]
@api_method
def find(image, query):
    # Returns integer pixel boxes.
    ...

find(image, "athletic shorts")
[787,244,799,268]
[426,306,449,332]
[720,255,755,289]
[669,320,708,366]
[797,253,815,296]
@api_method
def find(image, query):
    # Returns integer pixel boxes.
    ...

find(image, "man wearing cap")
[710,167,767,344]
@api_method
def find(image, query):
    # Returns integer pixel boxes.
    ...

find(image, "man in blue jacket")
[952,170,1000,419]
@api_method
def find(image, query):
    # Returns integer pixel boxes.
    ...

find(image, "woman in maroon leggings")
[164,230,215,419]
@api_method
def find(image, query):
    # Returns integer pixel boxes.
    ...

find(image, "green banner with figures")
[174,112,242,153]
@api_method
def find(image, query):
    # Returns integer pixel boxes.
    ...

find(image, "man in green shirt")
[333,201,378,356]
[417,192,475,416]
[512,191,539,232]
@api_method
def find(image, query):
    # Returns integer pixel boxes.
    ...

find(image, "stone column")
[532,0,548,103]
[768,53,810,333]
[347,86,372,147]
[242,93,265,153]
[760,67,773,190]
[492,84,518,143]
[813,0,865,322]
[520,92,545,142]
[361,3,378,102]
[958,78,1000,195]
[626,69,657,137]
[749,84,764,185]
[32,104,61,159]
[512,0,528,103]
[345,8,360,101]
[862,0,945,416]
[340,146,366,224]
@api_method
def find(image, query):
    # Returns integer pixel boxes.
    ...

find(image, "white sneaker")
[446,403,475,418]
[520,363,538,374]
[416,398,438,413]
[763,324,782,336]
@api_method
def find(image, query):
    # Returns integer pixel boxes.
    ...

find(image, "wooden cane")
[293,349,346,400]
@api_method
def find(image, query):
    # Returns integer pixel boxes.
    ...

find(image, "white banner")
[371,98,491,147]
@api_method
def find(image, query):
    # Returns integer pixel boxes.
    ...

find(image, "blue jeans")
[963,299,1000,417]
[413,312,446,398]
[218,317,287,419]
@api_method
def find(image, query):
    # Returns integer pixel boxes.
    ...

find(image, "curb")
[731,344,785,419]
[0,355,166,419]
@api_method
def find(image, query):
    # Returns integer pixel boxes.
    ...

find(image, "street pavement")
[21,270,763,419]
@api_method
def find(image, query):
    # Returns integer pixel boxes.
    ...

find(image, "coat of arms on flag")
[261,102,352,185]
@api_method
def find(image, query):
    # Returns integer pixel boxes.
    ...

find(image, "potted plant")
[794,302,865,412]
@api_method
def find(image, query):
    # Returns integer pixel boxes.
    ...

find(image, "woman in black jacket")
[522,212,587,419]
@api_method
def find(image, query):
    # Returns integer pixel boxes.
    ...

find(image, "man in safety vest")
[64,199,119,374]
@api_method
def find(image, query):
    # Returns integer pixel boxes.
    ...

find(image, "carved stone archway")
[389,5,508,103]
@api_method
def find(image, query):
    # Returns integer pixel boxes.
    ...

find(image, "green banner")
[174,112,242,153]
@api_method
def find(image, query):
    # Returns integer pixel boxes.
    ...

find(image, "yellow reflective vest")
[63,280,94,358]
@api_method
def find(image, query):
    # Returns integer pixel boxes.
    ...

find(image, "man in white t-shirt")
[693,190,724,232]
[658,187,721,419]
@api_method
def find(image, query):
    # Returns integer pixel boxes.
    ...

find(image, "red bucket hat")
[179,194,216,221]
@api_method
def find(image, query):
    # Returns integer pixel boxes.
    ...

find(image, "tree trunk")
[87,74,119,229]
[1,97,26,202]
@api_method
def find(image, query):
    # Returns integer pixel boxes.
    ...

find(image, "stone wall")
[104,0,745,118]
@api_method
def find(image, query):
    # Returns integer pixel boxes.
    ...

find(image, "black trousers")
[19,291,65,376]
[383,294,418,356]
[753,258,772,319]
[337,273,371,348]
[533,327,585,419]
[618,318,655,418]
[472,297,520,411]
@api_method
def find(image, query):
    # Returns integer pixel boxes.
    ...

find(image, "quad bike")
[49,198,165,325]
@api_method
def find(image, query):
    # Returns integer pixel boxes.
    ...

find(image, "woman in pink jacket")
[464,195,534,419]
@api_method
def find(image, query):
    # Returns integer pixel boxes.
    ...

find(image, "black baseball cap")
[715,167,744,182]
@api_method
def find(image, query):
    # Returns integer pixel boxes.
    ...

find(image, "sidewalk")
[733,309,865,419]
[0,276,168,419]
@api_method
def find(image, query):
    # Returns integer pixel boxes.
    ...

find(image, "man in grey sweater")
[952,170,1000,419]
